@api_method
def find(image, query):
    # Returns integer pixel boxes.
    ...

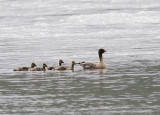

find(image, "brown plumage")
[47,59,64,70]
[78,49,107,69]
[13,63,37,71]
[30,63,47,71]
[54,61,76,70]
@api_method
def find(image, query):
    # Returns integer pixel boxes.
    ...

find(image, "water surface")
[0,0,160,114]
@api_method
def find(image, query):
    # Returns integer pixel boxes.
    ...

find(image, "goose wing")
[54,66,66,70]
[79,62,97,69]
[30,67,42,71]
[47,67,54,70]
[13,67,29,71]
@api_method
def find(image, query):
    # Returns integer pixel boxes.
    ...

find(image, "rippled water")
[0,0,160,114]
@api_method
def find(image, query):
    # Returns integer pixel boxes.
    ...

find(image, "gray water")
[0,0,160,114]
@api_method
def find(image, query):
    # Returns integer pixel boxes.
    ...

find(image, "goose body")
[55,61,75,70]
[64,61,76,70]
[30,63,47,71]
[79,49,106,69]
[13,63,36,71]
[79,61,106,69]
[47,59,64,70]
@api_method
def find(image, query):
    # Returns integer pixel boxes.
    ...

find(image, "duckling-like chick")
[55,61,75,71]
[13,62,37,71]
[65,61,76,70]
[78,49,107,69]
[30,63,47,71]
[47,59,64,70]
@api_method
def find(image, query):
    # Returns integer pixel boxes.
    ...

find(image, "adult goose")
[54,61,76,71]
[30,63,47,71]
[47,59,64,70]
[78,49,107,69]
[13,62,37,71]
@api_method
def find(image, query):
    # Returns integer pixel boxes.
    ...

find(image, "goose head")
[42,63,47,68]
[72,61,76,66]
[98,49,106,54]
[31,62,37,68]
[59,59,64,66]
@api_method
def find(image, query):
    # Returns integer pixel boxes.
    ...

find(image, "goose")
[78,49,107,69]
[64,61,76,70]
[30,63,47,71]
[13,62,37,71]
[47,59,64,70]
[54,61,76,70]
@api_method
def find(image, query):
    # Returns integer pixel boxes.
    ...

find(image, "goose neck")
[99,53,103,63]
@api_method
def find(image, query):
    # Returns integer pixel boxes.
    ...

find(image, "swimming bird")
[47,59,64,70]
[30,63,47,71]
[13,62,37,71]
[54,61,76,70]
[78,49,107,69]
[64,61,76,70]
